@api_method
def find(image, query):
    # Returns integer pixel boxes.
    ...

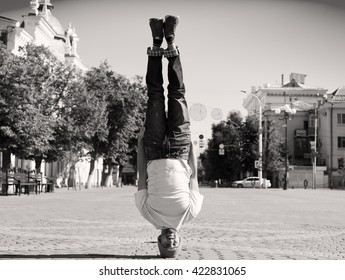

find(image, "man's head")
[157,228,182,258]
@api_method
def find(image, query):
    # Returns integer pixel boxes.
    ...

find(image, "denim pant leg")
[166,54,191,160]
[143,54,167,161]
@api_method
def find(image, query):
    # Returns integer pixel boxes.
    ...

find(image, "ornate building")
[0,0,87,70]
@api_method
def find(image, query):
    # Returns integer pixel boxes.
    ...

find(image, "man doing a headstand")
[135,15,204,258]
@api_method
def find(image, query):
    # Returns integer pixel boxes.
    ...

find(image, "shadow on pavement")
[0,254,159,259]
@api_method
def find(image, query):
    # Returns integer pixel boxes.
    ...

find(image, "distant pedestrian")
[135,15,204,258]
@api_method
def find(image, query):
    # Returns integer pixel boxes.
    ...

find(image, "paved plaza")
[0,186,345,260]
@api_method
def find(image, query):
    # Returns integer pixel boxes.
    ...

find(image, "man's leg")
[143,19,166,161]
[164,16,191,160]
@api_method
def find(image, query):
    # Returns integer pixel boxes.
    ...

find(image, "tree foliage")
[201,111,285,183]
[201,111,243,183]
[1,43,146,188]
[240,114,258,174]
[262,117,285,177]
[0,43,83,169]
[84,62,147,187]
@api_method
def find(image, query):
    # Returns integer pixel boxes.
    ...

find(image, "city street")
[0,186,345,260]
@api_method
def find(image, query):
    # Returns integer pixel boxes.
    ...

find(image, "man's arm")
[188,142,199,192]
[137,127,148,191]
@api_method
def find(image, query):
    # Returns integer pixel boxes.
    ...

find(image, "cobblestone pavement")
[1,186,345,260]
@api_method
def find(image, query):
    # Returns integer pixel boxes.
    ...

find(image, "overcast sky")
[2,0,345,140]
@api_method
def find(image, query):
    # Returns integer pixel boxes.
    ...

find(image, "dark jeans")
[143,53,190,161]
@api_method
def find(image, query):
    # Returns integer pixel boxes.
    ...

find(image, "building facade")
[243,73,330,188]
[318,87,345,188]
[0,0,86,69]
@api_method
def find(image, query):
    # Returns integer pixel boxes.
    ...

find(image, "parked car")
[231,177,271,188]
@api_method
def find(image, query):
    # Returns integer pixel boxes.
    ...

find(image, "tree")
[57,78,108,189]
[240,114,259,175]
[82,62,112,188]
[200,111,278,184]
[0,44,64,170]
[0,42,146,188]
[0,43,15,168]
[201,111,242,183]
[84,62,146,188]
[102,72,146,187]
[125,75,147,171]
[262,116,285,180]
[0,42,90,184]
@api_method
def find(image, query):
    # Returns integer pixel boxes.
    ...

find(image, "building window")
[338,137,345,148]
[337,113,345,125]
[304,121,308,130]
[338,158,344,169]
[294,137,309,159]
[0,31,8,46]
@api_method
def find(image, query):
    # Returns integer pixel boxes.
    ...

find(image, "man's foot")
[149,18,164,49]
[164,15,179,46]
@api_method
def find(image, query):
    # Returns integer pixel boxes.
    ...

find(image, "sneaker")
[149,18,164,41]
[164,15,179,43]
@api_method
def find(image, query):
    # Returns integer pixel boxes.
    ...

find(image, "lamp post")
[242,90,263,188]
[273,93,296,190]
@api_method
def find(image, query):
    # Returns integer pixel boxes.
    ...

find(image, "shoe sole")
[164,15,179,40]
[149,18,164,40]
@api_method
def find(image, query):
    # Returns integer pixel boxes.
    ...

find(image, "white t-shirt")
[134,158,204,231]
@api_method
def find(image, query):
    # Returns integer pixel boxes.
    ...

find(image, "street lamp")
[242,90,263,188]
[273,93,296,190]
